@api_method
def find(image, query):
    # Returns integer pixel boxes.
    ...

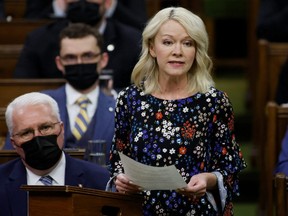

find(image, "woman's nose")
[172,44,182,55]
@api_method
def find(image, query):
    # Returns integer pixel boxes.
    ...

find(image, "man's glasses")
[60,52,101,64]
[12,122,61,142]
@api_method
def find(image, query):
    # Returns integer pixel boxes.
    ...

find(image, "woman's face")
[149,20,196,79]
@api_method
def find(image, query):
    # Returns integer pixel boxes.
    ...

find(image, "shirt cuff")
[206,171,227,212]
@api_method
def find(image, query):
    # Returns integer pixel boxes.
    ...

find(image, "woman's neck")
[153,77,191,100]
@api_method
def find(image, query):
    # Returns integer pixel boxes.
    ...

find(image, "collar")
[65,83,100,107]
[26,152,66,185]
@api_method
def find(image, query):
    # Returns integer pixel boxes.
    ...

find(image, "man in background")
[5,23,115,164]
[25,0,148,30]
[14,0,142,91]
[0,92,109,215]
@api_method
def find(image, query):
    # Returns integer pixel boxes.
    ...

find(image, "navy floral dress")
[109,85,246,216]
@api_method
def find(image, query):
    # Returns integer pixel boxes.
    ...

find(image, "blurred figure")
[14,0,142,91]
[0,92,109,216]
[25,0,148,30]
[257,0,288,42]
[25,0,67,19]
[0,0,4,19]
[5,23,116,165]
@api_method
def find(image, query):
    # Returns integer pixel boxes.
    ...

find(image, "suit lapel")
[92,91,115,139]
[64,154,84,186]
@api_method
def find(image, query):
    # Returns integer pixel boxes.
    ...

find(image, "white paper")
[119,152,187,190]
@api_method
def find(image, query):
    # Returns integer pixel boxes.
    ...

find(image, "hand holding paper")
[119,152,187,190]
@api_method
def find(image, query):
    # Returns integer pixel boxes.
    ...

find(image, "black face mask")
[64,63,99,90]
[21,135,62,170]
[67,1,102,26]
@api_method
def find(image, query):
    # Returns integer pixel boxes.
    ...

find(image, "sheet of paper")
[119,152,187,190]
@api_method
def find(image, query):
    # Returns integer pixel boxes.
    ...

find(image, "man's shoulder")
[66,154,109,174]
[41,85,66,99]
[106,18,142,38]
[0,158,22,175]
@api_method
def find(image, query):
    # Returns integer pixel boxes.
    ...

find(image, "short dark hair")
[59,23,103,51]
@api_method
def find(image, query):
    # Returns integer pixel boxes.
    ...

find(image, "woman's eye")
[183,41,193,47]
[163,40,173,46]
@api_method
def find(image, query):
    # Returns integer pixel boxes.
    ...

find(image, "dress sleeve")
[210,91,247,213]
[109,88,131,175]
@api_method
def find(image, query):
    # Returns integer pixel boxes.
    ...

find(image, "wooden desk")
[21,185,143,216]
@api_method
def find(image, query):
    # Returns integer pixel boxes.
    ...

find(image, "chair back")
[255,40,288,215]
[265,102,288,215]
[274,172,288,216]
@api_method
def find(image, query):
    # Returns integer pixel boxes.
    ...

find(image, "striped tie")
[72,96,90,140]
[39,175,53,186]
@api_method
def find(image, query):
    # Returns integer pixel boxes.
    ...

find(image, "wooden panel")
[0,44,23,78]
[22,185,143,216]
[4,0,26,19]
[145,0,161,18]
[0,19,51,44]
[0,79,65,107]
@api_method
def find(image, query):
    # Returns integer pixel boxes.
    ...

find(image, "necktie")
[72,96,90,140]
[39,175,53,186]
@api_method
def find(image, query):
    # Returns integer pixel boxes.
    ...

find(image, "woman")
[109,6,246,215]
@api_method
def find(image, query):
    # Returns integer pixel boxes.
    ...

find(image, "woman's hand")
[178,173,217,199]
[115,173,142,194]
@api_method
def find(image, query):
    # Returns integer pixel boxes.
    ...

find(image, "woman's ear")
[149,44,156,58]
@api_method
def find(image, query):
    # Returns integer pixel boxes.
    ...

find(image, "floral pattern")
[109,85,246,215]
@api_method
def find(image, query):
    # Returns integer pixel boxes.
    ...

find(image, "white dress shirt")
[26,152,66,186]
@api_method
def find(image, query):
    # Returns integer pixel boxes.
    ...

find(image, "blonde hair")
[131,7,214,94]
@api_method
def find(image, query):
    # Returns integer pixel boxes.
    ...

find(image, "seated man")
[256,0,288,42]
[4,23,116,164]
[14,0,142,92]
[275,128,288,175]
[25,0,148,30]
[0,92,110,216]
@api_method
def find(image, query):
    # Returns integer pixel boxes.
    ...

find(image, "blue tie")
[39,175,53,186]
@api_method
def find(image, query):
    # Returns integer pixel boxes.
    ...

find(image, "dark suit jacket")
[13,18,142,90]
[0,153,110,216]
[275,128,288,175]
[257,0,288,42]
[0,0,4,19]
[111,0,148,30]
[4,86,115,163]
[24,0,148,30]
[24,0,53,19]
